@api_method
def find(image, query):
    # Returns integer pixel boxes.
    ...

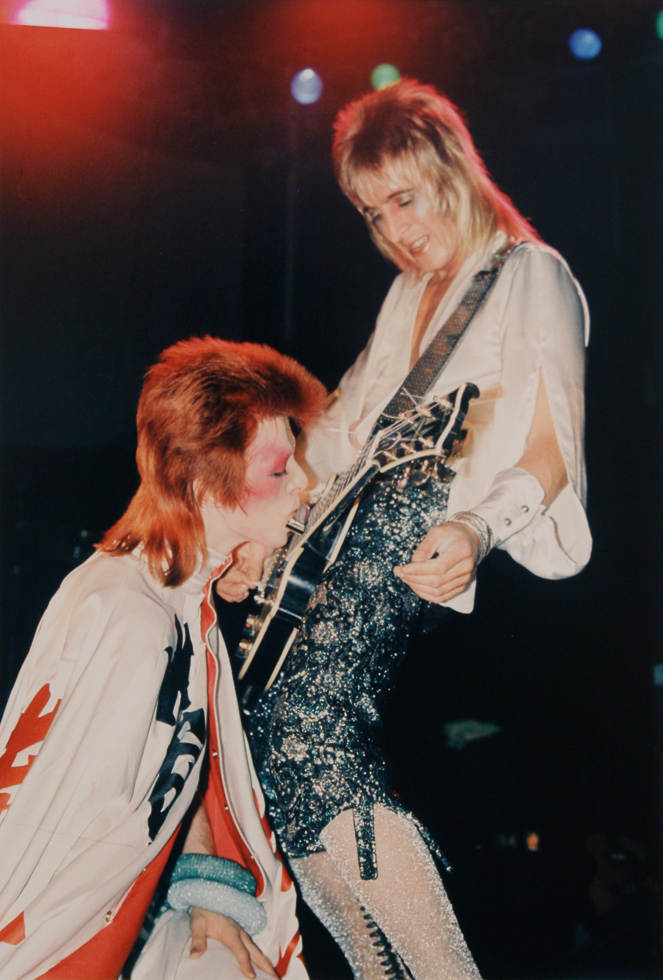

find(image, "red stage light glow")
[14,0,109,30]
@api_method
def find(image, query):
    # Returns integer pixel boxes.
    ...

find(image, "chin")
[261,531,288,551]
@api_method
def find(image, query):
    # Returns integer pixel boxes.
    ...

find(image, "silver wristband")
[448,511,493,565]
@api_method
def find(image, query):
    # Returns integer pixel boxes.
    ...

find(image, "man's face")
[360,168,460,279]
[201,415,307,555]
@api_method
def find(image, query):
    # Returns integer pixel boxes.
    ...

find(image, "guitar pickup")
[287,503,310,534]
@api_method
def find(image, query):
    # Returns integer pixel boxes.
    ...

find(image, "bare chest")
[409,276,455,370]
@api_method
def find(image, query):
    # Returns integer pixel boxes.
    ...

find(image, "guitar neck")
[306,433,379,529]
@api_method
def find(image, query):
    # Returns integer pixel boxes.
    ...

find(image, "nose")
[381,206,408,245]
[287,457,308,495]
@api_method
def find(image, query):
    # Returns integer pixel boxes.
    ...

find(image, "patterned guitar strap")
[370,240,518,644]
[371,240,517,435]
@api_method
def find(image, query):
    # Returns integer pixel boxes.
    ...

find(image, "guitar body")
[231,382,479,712]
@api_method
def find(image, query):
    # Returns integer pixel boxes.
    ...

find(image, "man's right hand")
[215,541,269,602]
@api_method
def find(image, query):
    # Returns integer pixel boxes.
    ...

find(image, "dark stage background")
[1,2,661,977]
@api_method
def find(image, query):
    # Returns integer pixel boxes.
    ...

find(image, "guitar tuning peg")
[396,464,412,491]
[434,459,453,483]
[410,461,431,487]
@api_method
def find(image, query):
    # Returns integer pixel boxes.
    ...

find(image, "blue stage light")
[569,28,602,60]
[657,10,663,41]
[290,69,323,105]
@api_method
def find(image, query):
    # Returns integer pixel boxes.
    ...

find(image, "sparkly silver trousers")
[293,807,481,979]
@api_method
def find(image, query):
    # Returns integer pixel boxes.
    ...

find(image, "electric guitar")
[231,382,479,713]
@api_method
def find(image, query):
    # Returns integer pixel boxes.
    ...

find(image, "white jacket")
[0,550,306,980]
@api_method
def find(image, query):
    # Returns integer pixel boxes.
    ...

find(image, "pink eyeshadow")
[245,449,290,501]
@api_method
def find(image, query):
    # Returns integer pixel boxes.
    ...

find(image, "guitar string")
[254,396,458,593]
[306,400,442,525]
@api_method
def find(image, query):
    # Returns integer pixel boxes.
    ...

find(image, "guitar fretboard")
[305,429,381,528]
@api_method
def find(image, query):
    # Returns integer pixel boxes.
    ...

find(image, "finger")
[397,541,470,577]
[225,932,256,979]
[217,588,248,604]
[408,573,472,603]
[398,565,472,599]
[396,554,474,583]
[241,564,263,585]
[409,529,444,563]
[189,911,208,959]
[215,570,251,602]
[242,933,279,979]
[395,554,452,578]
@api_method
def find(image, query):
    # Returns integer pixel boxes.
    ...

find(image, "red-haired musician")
[0,337,325,980]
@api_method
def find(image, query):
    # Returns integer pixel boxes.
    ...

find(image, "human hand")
[215,542,269,603]
[394,522,481,603]
[189,907,278,978]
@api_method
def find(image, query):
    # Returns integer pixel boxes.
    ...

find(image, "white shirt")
[304,235,592,612]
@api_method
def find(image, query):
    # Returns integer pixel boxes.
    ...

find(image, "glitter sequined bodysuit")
[248,470,452,876]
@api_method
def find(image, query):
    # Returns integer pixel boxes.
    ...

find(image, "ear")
[191,479,205,508]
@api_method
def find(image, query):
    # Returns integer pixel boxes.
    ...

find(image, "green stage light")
[371,64,401,91]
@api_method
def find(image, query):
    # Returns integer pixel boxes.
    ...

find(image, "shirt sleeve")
[485,244,592,578]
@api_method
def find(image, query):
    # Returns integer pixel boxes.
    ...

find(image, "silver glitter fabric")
[313,806,482,979]
[291,848,413,980]
[248,468,453,881]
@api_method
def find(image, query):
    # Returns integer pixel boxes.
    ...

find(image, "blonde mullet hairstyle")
[98,336,326,587]
[333,78,539,274]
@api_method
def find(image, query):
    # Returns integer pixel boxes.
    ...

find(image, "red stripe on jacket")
[35,832,177,980]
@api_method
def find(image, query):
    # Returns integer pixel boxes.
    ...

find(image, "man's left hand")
[215,541,269,603]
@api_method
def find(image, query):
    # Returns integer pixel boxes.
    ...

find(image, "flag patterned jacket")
[0,549,306,980]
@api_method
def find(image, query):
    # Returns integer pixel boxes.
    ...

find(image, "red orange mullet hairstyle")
[97,336,326,587]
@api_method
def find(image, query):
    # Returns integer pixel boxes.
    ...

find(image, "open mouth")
[409,236,429,255]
